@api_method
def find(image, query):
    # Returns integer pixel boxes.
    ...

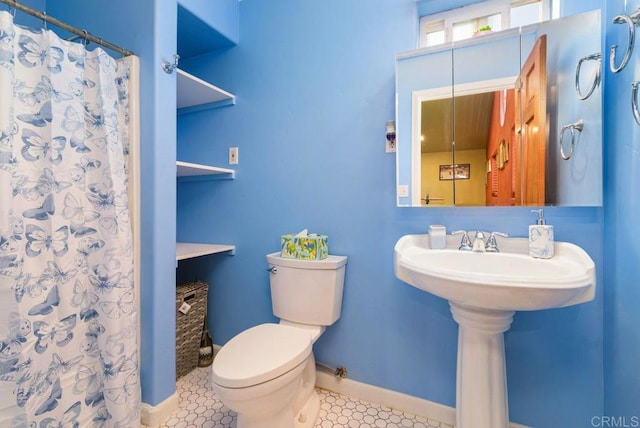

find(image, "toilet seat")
[212,323,312,389]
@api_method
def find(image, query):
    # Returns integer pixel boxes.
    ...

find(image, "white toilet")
[211,252,347,428]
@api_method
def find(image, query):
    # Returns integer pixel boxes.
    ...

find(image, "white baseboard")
[140,345,223,426]
[315,371,530,428]
[213,343,528,427]
[140,392,179,427]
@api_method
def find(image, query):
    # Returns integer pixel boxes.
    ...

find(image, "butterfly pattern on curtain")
[0,11,139,427]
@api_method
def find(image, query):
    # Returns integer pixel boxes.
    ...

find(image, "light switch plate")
[229,147,238,165]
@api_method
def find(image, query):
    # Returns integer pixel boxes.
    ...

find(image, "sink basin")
[394,234,595,311]
[394,233,596,428]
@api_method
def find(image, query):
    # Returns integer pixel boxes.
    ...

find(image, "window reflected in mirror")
[419,0,551,48]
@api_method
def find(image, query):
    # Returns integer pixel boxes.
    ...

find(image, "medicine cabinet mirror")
[395,10,602,207]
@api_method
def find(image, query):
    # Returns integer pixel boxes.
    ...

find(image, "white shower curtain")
[0,11,140,427]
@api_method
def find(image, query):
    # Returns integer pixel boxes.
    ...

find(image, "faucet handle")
[451,230,472,251]
[485,232,509,252]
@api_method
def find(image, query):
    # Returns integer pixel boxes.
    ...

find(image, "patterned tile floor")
[155,367,452,428]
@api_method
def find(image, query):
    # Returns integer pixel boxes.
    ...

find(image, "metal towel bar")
[631,82,640,126]
[422,194,445,205]
[575,53,601,100]
[610,9,640,73]
[559,120,584,160]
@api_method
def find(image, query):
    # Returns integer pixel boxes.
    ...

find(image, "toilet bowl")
[212,323,320,428]
[211,253,347,428]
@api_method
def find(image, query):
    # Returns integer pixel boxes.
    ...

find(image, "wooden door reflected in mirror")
[519,35,547,206]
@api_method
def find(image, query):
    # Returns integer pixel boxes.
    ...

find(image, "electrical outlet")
[397,185,409,197]
[385,139,396,153]
[229,147,238,165]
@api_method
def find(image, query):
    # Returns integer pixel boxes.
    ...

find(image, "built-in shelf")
[176,162,235,259]
[177,68,235,110]
[177,161,235,178]
[176,242,235,261]
[177,2,238,58]
[175,47,237,261]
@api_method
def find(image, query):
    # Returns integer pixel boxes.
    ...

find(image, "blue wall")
[47,0,178,406]
[604,0,640,419]
[0,0,45,27]
[176,1,604,426]
[179,0,238,44]
[178,0,239,57]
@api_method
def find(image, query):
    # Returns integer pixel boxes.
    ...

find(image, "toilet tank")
[266,253,347,326]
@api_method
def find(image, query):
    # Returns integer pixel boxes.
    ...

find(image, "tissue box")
[280,234,329,260]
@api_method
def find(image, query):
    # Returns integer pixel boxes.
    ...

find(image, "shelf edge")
[176,243,236,261]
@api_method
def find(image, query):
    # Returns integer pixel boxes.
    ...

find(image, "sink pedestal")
[450,302,515,428]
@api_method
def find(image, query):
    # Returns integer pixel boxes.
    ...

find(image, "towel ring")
[560,120,584,160]
[575,53,601,100]
[610,13,638,73]
[631,82,640,126]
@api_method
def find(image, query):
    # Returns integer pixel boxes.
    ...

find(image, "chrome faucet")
[453,230,509,252]
[472,231,486,252]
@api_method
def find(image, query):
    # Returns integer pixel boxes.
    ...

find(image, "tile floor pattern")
[156,367,453,428]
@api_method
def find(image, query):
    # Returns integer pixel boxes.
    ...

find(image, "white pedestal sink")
[394,234,595,428]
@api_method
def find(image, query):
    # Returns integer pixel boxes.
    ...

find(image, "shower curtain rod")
[0,0,134,56]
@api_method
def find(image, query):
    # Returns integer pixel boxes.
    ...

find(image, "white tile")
[160,367,449,428]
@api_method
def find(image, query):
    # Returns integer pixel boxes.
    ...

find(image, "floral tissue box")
[280,234,329,260]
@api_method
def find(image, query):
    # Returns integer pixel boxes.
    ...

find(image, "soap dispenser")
[529,209,554,259]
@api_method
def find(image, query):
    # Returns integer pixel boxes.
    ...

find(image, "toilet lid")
[212,323,312,388]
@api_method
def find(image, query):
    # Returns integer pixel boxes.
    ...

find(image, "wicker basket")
[176,281,208,379]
